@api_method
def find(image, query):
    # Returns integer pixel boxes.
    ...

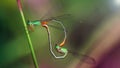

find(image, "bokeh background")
[0,0,120,68]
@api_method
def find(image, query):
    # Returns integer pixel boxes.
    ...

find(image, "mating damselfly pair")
[17,0,96,68]
[27,14,96,64]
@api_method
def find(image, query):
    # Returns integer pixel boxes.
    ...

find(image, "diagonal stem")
[17,0,39,68]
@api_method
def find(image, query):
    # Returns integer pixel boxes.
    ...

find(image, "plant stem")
[17,0,39,68]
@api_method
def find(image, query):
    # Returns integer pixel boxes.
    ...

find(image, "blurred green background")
[0,0,115,68]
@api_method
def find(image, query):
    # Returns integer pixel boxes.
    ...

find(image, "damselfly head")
[55,44,68,54]
[27,20,42,31]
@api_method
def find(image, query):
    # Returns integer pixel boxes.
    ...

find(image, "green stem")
[17,0,39,68]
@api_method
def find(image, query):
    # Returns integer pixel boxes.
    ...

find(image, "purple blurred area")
[97,44,120,68]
